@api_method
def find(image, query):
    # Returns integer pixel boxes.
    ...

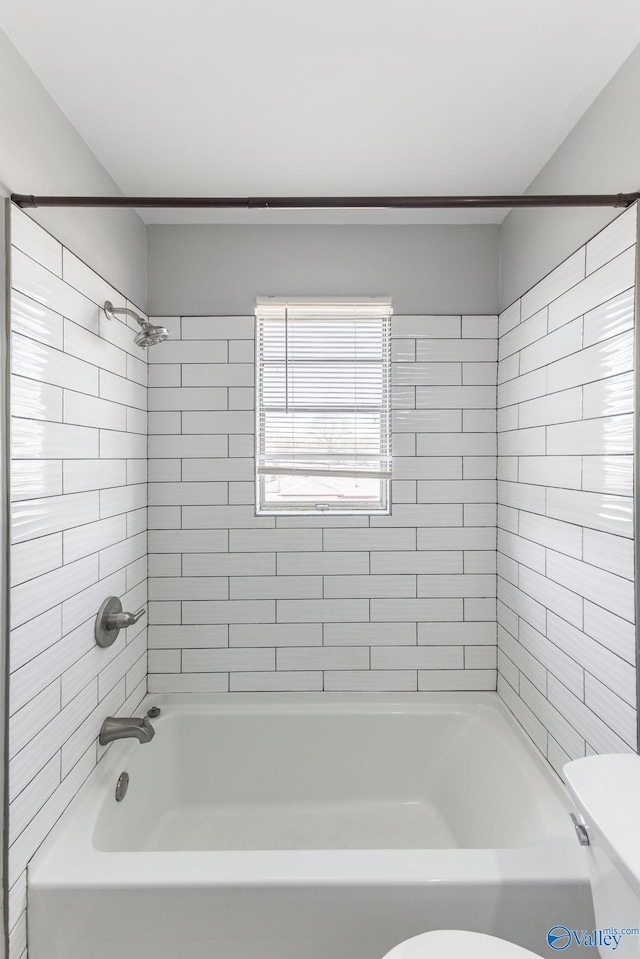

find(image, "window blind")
[255,298,392,483]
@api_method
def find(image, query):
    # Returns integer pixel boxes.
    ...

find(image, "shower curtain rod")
[10,192,640,210]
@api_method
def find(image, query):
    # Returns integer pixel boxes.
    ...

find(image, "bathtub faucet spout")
[99,715,156,745]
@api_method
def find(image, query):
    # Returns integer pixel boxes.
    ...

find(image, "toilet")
[382,930,544,958]
[381,754,640,958]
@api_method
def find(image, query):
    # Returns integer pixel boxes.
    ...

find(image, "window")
[255,298,392,514]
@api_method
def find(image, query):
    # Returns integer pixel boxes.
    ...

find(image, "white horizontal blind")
[256,299,392,492]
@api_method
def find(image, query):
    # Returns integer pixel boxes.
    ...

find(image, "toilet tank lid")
[564,754,640,893]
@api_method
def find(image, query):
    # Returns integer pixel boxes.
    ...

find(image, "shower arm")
[103,301,147,328]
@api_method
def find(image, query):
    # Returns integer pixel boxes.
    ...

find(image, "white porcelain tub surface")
[28,693,592,959]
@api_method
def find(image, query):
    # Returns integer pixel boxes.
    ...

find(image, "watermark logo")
[547,926,640,951]
[547,927,572,951]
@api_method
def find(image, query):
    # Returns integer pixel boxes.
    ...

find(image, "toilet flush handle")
[570,812,590,846]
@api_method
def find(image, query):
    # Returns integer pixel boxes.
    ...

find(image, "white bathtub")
[28,693,593,959]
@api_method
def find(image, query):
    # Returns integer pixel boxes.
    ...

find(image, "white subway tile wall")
[496,206,638,775]
[8,209,148,958]
[8,204,639,959]
[147,313,499,694]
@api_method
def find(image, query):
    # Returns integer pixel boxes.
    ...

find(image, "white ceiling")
[2,0,640,224]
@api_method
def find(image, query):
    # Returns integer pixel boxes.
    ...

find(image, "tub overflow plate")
[115,771,130,802]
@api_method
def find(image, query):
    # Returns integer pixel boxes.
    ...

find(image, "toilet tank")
[564,755,640,959]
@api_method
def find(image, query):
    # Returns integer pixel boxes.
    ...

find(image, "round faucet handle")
[95,597,147,648]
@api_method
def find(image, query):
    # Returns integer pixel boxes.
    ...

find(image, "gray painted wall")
[147,224,500,316]
[500,42,640,310]
[0,28,147,310]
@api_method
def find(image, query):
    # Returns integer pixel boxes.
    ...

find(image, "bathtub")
[28,693,593,959]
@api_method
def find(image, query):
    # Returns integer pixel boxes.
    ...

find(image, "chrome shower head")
[134,322,170,349]
[103,301,169,350]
